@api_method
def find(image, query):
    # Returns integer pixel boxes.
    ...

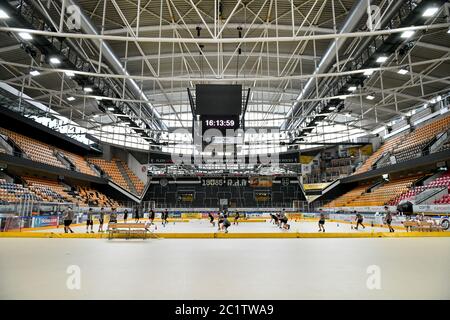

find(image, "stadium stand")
[353,115,450,174]
[87,158,144,195]
[0,178,41,203]
[353,134,406,174]
[348,176,420,207]
[0,128,97,176]
[56,149,98,176]
[76,186,119,208]
[325,176,420,207]
[388,171,450,205]
[324,184,369,207]
[0,128,66,169]
[387,115,450,165]
[24,176,73,203]
[22,176,119,207]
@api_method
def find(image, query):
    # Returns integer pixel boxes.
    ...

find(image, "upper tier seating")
[0,128,66,169]
[354,115,450,175]
[0,128,96,176]
[88,158,144,195]
[390,115,450,163]
[57,149,97,176]
[354,134,405,174]
[88,158,129,191]
[117,159,145,194]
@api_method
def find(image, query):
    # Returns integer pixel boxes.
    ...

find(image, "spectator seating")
[0,179,42,203]
[354,134,405,174]
[24,177,73,203]
[0,128,97,176]
[325,176,419,208]
[117,159,145,194]
[76,186,119,208]
[435,194,450,204]
[88,158,144,195]
[324,184,369,207]
[388,171,450,205]
[88,158,129,191]
[0,128,66,169]
[23,177,120,207]
[354,115,450,175]
[346,176,419,207]
[391,115,450,163]
[439,138,450,152]
[57,149,97,176]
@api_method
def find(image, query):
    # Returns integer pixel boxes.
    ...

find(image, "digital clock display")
[204,119,236,128]
[200,115,240,134]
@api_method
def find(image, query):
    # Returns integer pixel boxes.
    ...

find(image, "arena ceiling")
[0,0,449,145]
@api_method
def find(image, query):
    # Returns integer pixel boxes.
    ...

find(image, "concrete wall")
[110,146,148,184]
[127,153,148,184]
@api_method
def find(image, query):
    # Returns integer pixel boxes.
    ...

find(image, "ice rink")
[0,237,449,299]
[28,219,399,234]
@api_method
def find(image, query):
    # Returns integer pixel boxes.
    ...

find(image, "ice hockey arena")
[0,0,449,300]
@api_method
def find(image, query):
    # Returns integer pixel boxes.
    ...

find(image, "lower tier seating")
[324,184,369,207]
[0,176,120,207]
[0,179,41,203]
[347,176,419,207]
[388,171,450,205]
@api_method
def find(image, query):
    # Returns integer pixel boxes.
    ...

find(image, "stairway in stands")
[115,160,138,195]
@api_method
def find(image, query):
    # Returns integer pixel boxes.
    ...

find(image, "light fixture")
[366,95,375,100]
[422,7,439,17]
[49,57,61,65]
[84,87,93,93]
[67,96,76,102]
[401,30,415,38]
[19,32,33,40]
[0,9,10,19]
[29,70,40,76]
[376,56,388,63]
[397,69,408,75]
[107,107,115,111]
[65,70,75,77]
[447,28,450,34]
[364,69,374,76]
[348,86,357,92]
[329,106,336,111]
